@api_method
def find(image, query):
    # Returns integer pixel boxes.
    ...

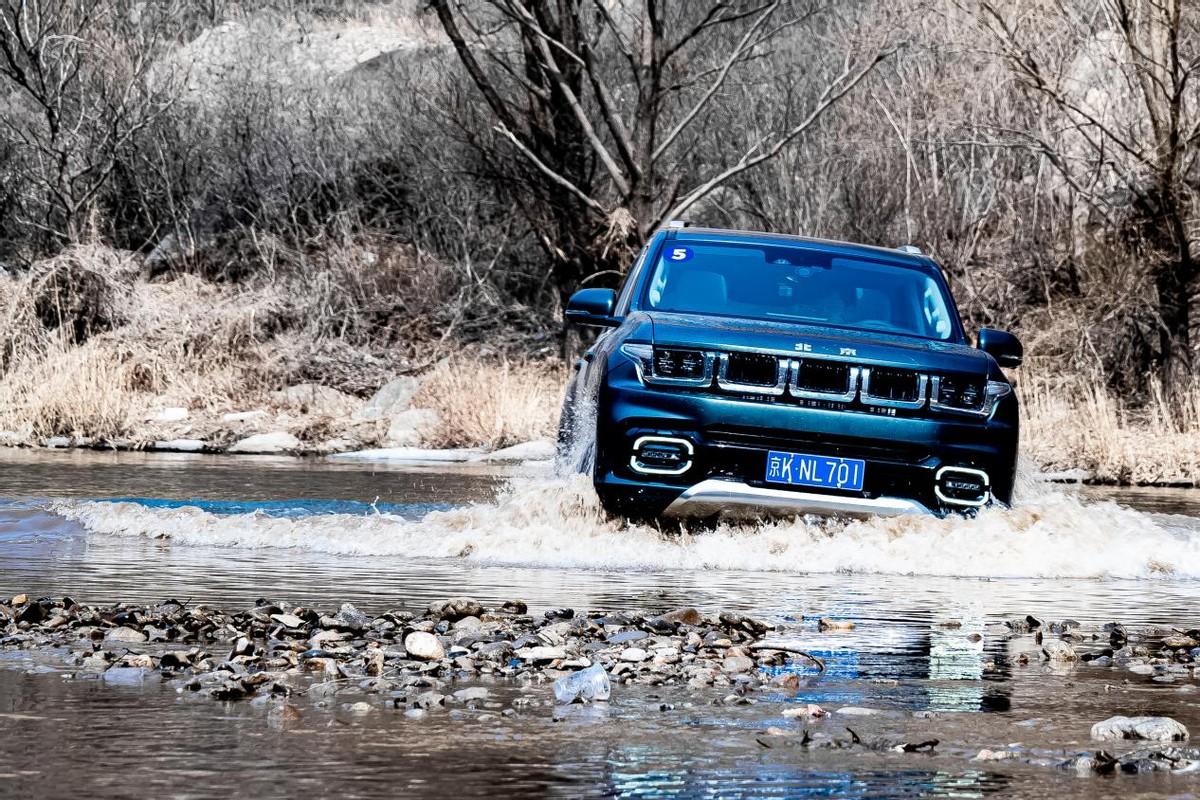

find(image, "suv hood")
[642,311,994,376]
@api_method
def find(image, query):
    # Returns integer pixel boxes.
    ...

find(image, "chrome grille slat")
[789,359,860,402]
[716,352,788,396]
[860,367,928,410]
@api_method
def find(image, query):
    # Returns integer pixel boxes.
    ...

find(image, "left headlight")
[931,375,1011,417]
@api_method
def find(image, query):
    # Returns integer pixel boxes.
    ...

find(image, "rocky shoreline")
[2,593,1198,776]
[0,374,558,464]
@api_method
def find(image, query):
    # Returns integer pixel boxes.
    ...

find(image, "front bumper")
[593,362,1019,518]
[663,479,932,520]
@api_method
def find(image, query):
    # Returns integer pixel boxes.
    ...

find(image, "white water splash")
[56,476,1200,580]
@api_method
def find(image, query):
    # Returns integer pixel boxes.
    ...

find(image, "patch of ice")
[329,447,482,463]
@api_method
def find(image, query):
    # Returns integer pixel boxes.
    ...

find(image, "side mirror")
[565,288,619,327]
[978,328,1023,368]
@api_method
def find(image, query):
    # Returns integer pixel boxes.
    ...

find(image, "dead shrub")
[1019,365,1200,485]
[1,244,136,369]
[413,358,565,449]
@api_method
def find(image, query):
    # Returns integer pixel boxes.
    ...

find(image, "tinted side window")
[614,244,651,316]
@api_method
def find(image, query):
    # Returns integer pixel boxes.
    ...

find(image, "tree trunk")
[1155,259,1195,392]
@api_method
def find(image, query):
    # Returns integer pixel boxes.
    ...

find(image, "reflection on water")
[1,449,1200,798]
[0,446,508,504]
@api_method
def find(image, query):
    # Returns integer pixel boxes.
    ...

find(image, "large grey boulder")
[153,439,206,453]
[228,432,301,454]
[1091,716,1189,742]
[1041,639,1078,662]
[404,631,445,661]
[103,626,147,644]
[384,408,439,446]
[272,383,359,416]
[356,376,421,421]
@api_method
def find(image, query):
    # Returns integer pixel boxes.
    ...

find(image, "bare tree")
[978,0,1200,388]
[432,0,894,303]
[0,0,177,246]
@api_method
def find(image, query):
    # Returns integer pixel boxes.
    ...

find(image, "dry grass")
[0,340,138,439]
[0,244,304,441]
[413,357,565,449]
[0,242,560,450]
[1019,364,1200,485]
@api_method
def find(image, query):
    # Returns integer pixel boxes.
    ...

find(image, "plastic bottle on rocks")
[553,663,611,704]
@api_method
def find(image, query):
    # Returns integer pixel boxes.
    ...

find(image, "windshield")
[643,241,958,341]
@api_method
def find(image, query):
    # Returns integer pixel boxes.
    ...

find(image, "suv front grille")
[640,345,991,419]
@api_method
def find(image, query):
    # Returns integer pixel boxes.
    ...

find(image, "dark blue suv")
[558,224,1023,521]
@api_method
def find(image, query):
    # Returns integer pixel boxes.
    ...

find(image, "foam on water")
[56,476,1200,580]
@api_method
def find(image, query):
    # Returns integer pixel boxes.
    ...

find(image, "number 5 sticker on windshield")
[668,246,693,262]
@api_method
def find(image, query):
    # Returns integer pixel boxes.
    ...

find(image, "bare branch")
[494,124,606,214]
[652,0,781,163]
[663,47,895,224]
[503,0,631,196]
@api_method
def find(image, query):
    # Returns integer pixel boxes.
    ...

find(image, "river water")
[1,448,1199,798]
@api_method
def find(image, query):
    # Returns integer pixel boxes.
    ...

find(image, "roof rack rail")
[897,244,922,255]
[665,219,690,229]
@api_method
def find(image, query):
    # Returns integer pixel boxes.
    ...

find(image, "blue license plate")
[765,451,865,492]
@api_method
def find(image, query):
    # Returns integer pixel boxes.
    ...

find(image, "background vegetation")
[0,0,1197,479]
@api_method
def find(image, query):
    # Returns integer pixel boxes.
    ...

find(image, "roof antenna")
[897,244,922,255]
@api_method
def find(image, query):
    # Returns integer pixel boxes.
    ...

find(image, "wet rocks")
[1091,716,1189,742]
[1064,746,1200,775]
[335,603,371,629]
[427,597,483,622]
[16,602,48,625]
[271,613,304,629]
[1041,639,1078,662]
[515,645,566,663]
[1005,615,1044,634]
[817,618,855,632]
[719,612,769,636]
[4,594,824,719]
[403,632,445,661]
[652,608,704,627]
[103,626,147,644]
[721,654,754,673]
[619,647,649,663]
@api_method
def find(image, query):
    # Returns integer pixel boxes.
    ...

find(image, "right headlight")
[619,344,713,387]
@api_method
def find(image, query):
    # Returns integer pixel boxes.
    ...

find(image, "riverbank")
[1,355,1197,487]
